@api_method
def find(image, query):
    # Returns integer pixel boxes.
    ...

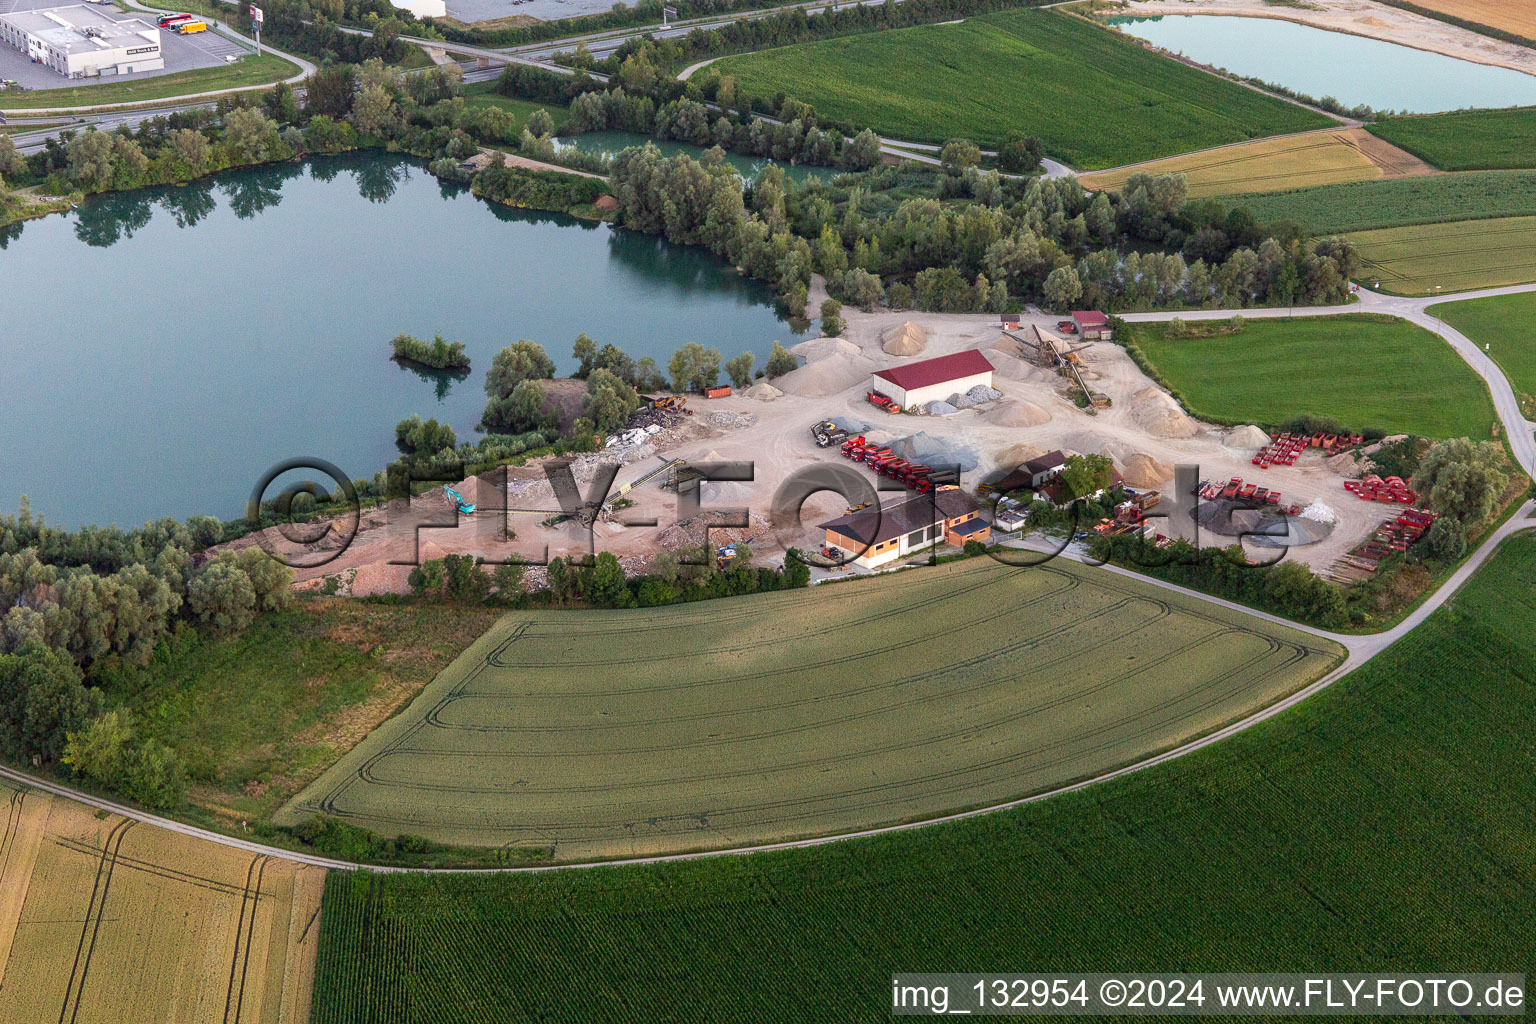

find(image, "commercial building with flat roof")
[0,6,162,79]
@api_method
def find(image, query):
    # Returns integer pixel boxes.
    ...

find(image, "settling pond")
[1108,15,1536,113]
[0,152,807,529]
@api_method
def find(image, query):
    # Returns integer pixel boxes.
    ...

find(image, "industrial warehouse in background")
[0,5,162,78]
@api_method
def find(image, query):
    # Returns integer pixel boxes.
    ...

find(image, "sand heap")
[881,321,929,355]
[773,351,879,397]
[982,399,1052,427]
[994,442,1043,466]
[1223,424,1271,449]
[1129,387,1199,439]
[792,336,863,362]
[742,380,784,401]
[1121,453,1172,488]
[1326,451,1359,475]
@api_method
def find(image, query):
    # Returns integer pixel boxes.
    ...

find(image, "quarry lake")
[0,152,806,529]
[1108,15,1536,113]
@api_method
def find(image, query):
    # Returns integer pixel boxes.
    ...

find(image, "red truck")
[866,389,901,413]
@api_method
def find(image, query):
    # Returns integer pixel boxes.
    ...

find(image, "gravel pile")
[705,410,756,429]
[924,400,959,415]
[1300,502,1339,524]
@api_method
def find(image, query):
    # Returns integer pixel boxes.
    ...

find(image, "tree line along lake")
[1,152,807,530]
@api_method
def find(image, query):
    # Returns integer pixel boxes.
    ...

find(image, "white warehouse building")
[870,349,995,411]
[0,6,162,79]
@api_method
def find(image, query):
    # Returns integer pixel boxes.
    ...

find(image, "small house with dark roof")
[818,486,988,568]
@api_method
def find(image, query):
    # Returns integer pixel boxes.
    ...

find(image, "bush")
[391,332,471,371]
[819,298,845,336]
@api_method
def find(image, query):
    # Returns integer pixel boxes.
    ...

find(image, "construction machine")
[811,420,849,447]
[444,486,476,515]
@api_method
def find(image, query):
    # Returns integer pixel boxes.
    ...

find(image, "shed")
[871,350,994,411]
[819,486,980,569]
[1071,310,1113,341]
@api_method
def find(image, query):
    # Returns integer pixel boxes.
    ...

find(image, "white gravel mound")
[1300,502,1338,525]
[1129,387,1199,439]
[1224,424,1272,449]
[925,400,959,415]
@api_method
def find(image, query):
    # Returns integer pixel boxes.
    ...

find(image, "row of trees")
[409,546,812,611]
[608,139,1358,314]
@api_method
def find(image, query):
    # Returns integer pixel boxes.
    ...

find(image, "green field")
[1368,106,1536,171]
[279,558,1341,859]
[460,84,570,131]
[710,9,1330,168]
[310,532,1536,1023]
[101,599,503,821]
[1430,291,1536,411]
[1127,315,1497,438]
[1349,216,1536,295]
[0,54,298,111]
[1226,170,1536,236]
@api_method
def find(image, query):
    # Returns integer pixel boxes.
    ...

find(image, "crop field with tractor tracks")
[0,781,324,1024]
[279,558,1342,861]
[1348,215,1536,295]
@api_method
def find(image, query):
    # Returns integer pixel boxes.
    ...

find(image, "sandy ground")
[1113,0,1536,76]
[226,304,1389,594]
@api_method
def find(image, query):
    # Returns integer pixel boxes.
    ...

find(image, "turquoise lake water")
[0,153,805,528]
[1108,14,1536,113]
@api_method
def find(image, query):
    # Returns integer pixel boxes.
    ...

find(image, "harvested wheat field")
[280,558,1343,861]
[1080,129,1433,197]
[1409,0,1536,39]
[0,783,324,1024]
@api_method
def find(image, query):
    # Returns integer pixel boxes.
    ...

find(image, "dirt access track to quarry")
[1113,0,1536,77]
[226,301,1386,595]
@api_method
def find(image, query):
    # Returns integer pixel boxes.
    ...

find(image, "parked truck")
[866,389,901,413]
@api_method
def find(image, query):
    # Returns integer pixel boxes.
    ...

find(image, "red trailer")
[866,389,901,412]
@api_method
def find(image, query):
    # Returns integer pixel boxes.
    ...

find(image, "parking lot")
[0,0,252,93]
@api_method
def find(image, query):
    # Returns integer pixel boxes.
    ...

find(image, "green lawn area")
[0,53,298,111]
[311,532,1536,1023]
[461,83,570,131]
[1367,106,1536,171]
[710,9,1330,168]
[1126,314,1496,438]
[1430,291,1536,414]
[1225,170,1536,236]
[98,598,503,821]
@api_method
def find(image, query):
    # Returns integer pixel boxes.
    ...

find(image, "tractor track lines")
[58,818,134,1024]
[223,854,270,1024]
